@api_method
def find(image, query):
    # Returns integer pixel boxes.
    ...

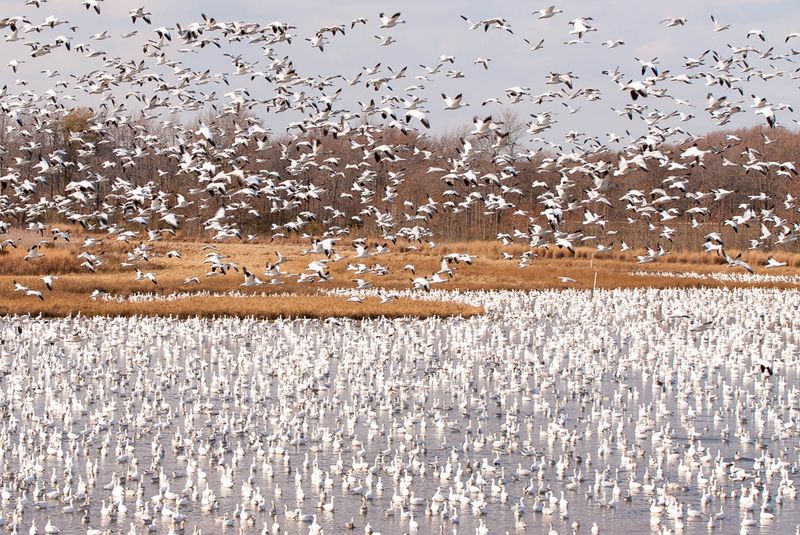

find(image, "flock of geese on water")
[0,3,799,298]
[1,2,800,534]
[0,288,797,534]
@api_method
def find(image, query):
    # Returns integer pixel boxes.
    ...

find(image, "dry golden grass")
[0,246,88,275]
[3,236,800,319]
[0,292,481,320]
[0,240,158,275]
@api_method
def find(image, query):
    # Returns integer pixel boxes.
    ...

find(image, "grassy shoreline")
[2,238,800,319]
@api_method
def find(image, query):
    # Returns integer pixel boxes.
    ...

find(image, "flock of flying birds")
[1,3,800,298]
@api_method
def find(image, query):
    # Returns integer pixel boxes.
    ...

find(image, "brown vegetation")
[0,292,482,321]
[3,238,800,320]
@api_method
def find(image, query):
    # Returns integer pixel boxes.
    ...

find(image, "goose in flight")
[41,276,58,291]
[23,244,44,261]
[135,269,158,284]
[765,257,787,268]
[13,281,29,293]
[555,237,576,254]
[404,109,430,129]
[546,71,577,89]
[13,281,44,300]
[129,7,151,24]
[353,279,372,290]
[660,17,687,27]
[471,115,496,134]
[523,38,544,51]
[7,59,23,73]
[273,251,287,266]
[724,253,754,274]
[353,244,374,260]
[437,257,454,277]
[569,17,596,39]
[89,289,107,300]
[460,16,481,31]
[479,17,514,33]
[378,291,399,304]
[710,15,730,32]
[153,26,172,41]
[429,273,450,284]
[196,123,216,146]
[411,277,431,291]
[442,93,469,110]
[444,253,476,264]
[635,57,659,75]
[306,34,326,51]
[620,80,649,101]
[309,238,337,258]
[753,105,777,128]
[81,0,102,14]
[474,57,491,70]
[534,6,562,19]
[241,267,263,287]
[25,289,44,301]
[307,260,331,281]
[374,35,396,46]
[378,12,404,28]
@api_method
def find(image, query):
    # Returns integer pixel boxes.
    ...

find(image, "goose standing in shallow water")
[0,287,796,533]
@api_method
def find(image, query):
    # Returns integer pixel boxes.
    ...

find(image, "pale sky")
[1,0,799,144]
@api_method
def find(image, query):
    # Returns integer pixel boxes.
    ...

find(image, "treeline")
[0,106,797,252]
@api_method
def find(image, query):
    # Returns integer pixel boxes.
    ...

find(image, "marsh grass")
[2,237,800,319]
[0,292,483,320]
